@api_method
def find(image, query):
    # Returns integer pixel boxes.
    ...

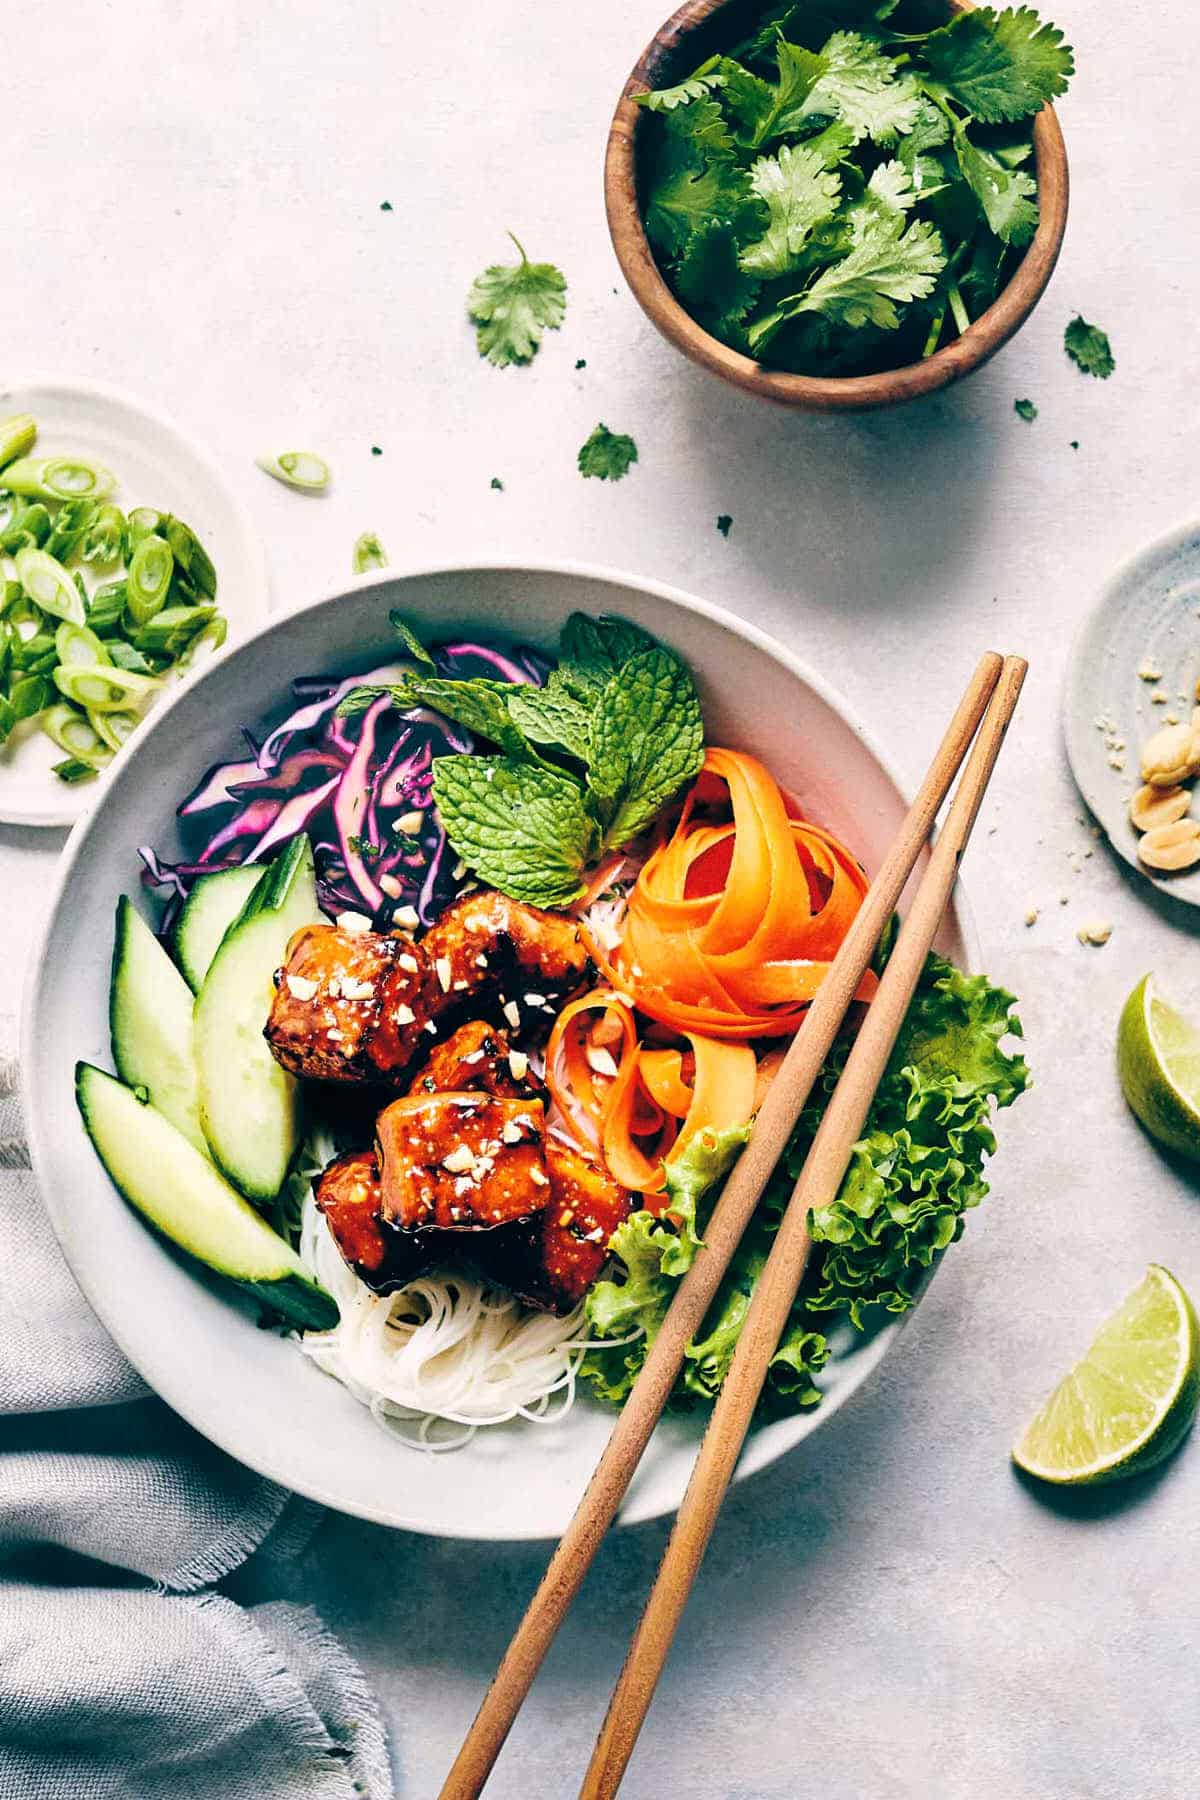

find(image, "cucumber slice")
[110,896,205,1152]
[194,835,323,1200]
[75,1063,337,1330]
[171,864,265,993]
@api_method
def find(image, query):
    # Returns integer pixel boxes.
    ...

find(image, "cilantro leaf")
[1064,314,1114,378]
[746,0,899,59]
[578,424,638,481]
[588,647,705,848]
[738,140,844,276]
[716,513,733,537]
[708,56,777,144]
[676,220,760,333]
[467,234,567,367]
[637,66,727,111]
[748,212,945,348]
[749,38,829,143]
[430,756,597,908]
[1014,396,1037,420]
[799,32,923,143]
[950,119,1039,247]
[922,5,1074,123]
[506,672,593,762]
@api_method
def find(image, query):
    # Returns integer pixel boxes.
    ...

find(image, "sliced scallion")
[54,663,160,712]
[8,673,51,721]
[81,503,126,566]
[1,502,52,554]
[126,533,173,626]
[161,515,217,598]
[40,702,112,765]
[86,580,127,635]
[2,455,118,503]
[130,603,216,656]
[45,499,100,562]
[0,492,20,534]
[353,531,387,573]
[175,615,228,669]
[13,547,85,625]
[51,756,101,783]
[125,506,164,551]
[89,707,138,753]
[256,450,331,493]
[55,620,112,672]
[0,414,36,472]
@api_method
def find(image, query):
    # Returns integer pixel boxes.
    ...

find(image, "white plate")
[1064,520,1200,907]
[23,561,977,1539]
[0,376,269,827]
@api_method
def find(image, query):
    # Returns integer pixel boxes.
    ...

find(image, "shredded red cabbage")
[140,639,546,929]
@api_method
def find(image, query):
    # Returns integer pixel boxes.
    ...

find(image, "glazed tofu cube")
[375,1092,547,1230]
[265,925,398,1081]
[405,1019,543,1100]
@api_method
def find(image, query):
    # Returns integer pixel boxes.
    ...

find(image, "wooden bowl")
[604,0,1069,412]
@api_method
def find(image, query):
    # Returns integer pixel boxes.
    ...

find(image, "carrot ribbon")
[582,747,875,1040]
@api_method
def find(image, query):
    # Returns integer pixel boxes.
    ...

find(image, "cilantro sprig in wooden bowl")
[605,0,1070,410]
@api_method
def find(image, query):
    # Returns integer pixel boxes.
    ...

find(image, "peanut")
[1139,721,1200,787]
[1129,784,1192,833]
[1137,819,1200,873]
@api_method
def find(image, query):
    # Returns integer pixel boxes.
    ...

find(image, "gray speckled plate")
[1065,521,1200,906]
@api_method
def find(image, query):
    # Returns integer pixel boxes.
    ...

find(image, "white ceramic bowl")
[23,561,976,1539]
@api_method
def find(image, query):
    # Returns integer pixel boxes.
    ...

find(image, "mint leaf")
[588,647,705,848]
[559,613,656,700]
[922,5,1074,123]
[388,610,435,668]
[430,756,596,907]
[1014,396,1037,420]
[1064,314,1114,378]
[507,673,593,762]
[467,235,567,367]
[338,674,531,758]
[739,140,844,276]
[950,119,1039,247]
[578,424,638,481]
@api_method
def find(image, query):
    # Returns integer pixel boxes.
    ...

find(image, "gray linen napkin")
[0,1039,393,1800]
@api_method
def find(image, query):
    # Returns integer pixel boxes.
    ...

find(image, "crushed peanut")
[285,974,319,1001]
[336,910,372,934]
[1139,721,1200,788]
[507,1050,529,1082]
[1076,920,1113,947]
[393,905,420,931]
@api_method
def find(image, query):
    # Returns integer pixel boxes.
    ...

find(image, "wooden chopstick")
[579,655,1027,1799]
[438,651,1007,1800]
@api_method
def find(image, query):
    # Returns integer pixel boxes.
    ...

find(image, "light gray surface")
[3,1,1199,1796]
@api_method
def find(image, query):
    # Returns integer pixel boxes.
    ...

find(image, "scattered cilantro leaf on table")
[1014,397,1037,420]
[1064,315,1114,378]
[578,425,639,481]
[717,513,733,536]
[467,234,566,367]
[490,476,504,490]
[575,358,587,369]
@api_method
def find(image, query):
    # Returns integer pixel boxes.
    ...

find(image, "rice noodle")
[297,1190,636,1453]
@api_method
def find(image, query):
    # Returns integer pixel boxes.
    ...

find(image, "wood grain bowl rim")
[604,0,1070,412]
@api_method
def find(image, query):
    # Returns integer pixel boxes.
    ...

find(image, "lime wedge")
[1117,974,1200,1160]
[1013,1265,1200,1485]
